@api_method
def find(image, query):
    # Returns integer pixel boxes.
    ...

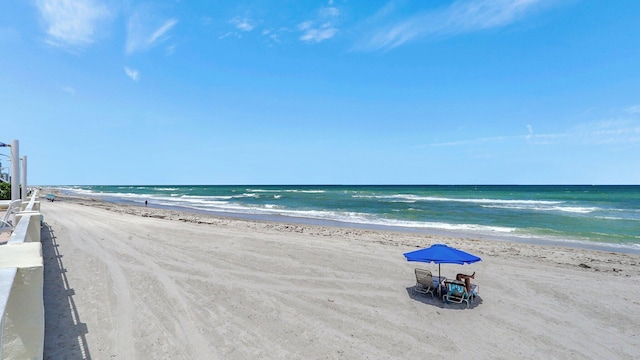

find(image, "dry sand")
[39,194,640,359]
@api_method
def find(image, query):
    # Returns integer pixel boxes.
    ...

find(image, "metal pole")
[21,155,27,199]
[11,139,19,200]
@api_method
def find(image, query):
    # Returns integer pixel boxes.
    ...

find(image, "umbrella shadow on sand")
[405,286,483,310]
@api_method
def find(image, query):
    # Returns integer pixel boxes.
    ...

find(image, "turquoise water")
[60,185,640,252]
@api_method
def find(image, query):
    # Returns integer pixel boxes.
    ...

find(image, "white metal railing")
[0,200,21,234]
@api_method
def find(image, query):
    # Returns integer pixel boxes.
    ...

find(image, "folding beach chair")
[413,268,437,297]
[442,280,476,308]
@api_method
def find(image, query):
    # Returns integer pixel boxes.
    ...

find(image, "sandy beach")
[39,193,640,359]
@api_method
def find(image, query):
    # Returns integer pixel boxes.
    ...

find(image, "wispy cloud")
[218,31,237,40]
[430,133,532,147]
[624,105,640,114]
[299,22,338,43]
[430,120,640,147]
[219,16,256,40]
[569,119,640,146]
[124,67,140,81]
[231,17,256,32]
[35,0,111,49]
[220,2,339,45]
[360,0,555,51]
[61,85,76,96]
[261,29,281,43]
[165,44,177,56]
[126,14,178,55]
[149,19,177,44]
[298,3,341,43]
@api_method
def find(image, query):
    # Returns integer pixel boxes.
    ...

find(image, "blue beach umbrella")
[403,243,481,281]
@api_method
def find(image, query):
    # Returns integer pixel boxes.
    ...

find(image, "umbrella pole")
[438,264,442,296]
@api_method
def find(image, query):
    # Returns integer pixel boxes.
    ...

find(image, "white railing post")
[10,140,19,201]
[21,156,27,200]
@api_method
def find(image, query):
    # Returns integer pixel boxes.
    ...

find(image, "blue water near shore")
[59,185,640,253]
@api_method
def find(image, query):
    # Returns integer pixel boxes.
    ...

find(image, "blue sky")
[1,0,639,185]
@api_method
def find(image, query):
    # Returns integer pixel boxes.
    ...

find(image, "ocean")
[59,185,640,253]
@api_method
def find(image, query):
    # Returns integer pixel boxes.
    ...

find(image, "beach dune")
[40,197,640,359]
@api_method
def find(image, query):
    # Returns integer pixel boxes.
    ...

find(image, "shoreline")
[48,189,640,255]
[42,190,640,275]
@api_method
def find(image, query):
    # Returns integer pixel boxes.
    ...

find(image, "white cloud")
[430,119,640,148]
[300,23,338,43]
[219,31,240,40]
[231,17,255,32]
[261,29,281,43]
[321,7,340,18]
[149,19,178,44]
[61,86,76,96]
[430,134,528,147]
[298,21,312,31]
[299,6,340,43]
[202,16,213,26]
[570,119,640,146]
[360,0,555,51]
[124,67,140,81]
[126,15,178,55]
[165,44,177,56]
[35,0,111,49]
[625,105,640,114]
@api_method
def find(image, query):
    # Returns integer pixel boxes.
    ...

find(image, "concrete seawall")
[0,193,44,360]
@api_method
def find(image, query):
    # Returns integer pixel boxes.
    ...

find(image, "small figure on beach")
[456,272,475,293]
[145,200,148,206]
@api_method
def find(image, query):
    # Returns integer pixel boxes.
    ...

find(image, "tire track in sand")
[45,204,136,358]
[47,202,216,358]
